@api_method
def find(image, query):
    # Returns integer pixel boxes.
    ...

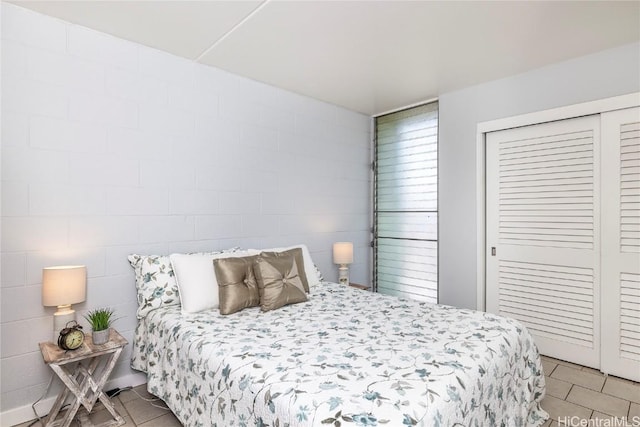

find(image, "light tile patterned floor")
[14,355,640,426]
[540,355,640,426]
[12,385,181,427]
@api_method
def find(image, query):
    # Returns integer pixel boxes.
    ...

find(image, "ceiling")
[9,1,640,116]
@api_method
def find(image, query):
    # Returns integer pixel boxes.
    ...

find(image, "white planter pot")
[92,328,110,345]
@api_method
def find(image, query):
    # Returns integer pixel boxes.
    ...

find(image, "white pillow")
[170,250,259,313]
[250,244,321,289]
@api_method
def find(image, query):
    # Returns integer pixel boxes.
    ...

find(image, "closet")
[485,106,639,382]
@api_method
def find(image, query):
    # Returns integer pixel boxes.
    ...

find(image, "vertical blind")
[374,102,438,303]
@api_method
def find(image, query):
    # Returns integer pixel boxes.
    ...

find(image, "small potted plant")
[84,307,116,345]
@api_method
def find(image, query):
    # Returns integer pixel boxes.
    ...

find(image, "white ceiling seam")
[195,0,271,62]
[6,1,640,115]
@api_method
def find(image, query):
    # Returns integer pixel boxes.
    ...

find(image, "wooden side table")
[39,329,128,427]
[349,283,370,291]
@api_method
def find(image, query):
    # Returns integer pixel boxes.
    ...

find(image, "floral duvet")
[131,282,548,427]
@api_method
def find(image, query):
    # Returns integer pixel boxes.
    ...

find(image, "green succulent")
[84,307,116,331]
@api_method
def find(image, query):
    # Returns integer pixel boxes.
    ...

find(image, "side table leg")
[97,391,125,426]
[49,364,83,427]
[93,348,126,426]
[58,397,81,427]
[43,386,70,427]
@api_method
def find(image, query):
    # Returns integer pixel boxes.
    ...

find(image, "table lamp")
[42,265,87,341]
[333,242,353,285]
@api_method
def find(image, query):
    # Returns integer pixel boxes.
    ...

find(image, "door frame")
[475,92,640,312]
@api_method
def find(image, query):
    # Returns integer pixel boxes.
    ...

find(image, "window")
[374,102,438,302]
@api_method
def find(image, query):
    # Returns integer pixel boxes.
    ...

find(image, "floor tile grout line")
[117,395,138,426]
[562,386,632,419]
[565,383,574,401]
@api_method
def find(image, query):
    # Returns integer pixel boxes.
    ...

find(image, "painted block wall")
[438,41,640,310]
[0,3,371,421]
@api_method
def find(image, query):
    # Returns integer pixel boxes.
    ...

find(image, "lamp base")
[338,265,349,285]
[53,305,76,342]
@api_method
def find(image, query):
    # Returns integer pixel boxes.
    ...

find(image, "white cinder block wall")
[0,3,371,423]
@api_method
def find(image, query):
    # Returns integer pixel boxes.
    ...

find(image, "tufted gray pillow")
[259,248,309,292]
[253,254,308,312]
[213,255,260,315]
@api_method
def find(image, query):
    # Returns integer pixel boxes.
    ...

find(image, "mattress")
[131,282,548,426]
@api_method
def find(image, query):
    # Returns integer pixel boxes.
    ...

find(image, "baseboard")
[0,372,147,427]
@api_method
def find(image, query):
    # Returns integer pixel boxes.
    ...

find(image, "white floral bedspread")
[131,282,548,427]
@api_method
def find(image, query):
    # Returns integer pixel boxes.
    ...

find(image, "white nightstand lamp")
[333,242,353,285]
[42,265,87,342]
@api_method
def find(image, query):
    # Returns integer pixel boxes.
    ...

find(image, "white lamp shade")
[333,242,354,264]
[42,265,87,307]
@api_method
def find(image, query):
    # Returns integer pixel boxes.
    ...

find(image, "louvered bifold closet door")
[486,115,601,368]
[601,107,640,382]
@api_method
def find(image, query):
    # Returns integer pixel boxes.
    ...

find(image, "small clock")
[58,321,84,350]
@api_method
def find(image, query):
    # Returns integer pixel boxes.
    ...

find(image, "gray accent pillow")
[213,255,260,315]
[260,248,309,292]
[253,254,308,312]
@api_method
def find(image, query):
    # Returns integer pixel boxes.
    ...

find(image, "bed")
[131,279,548,426]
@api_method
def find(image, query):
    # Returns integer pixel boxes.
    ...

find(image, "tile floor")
[12,385,181,427]
[13,355,640,427]
[539,355,639,426]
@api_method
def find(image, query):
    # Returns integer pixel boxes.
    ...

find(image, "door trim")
[475,92,640,312]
